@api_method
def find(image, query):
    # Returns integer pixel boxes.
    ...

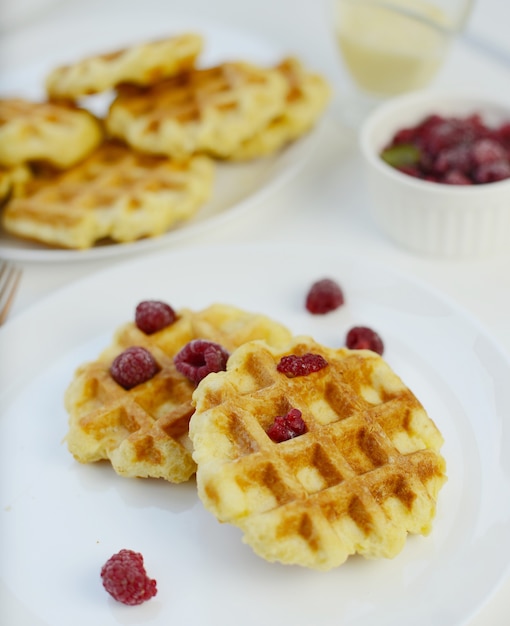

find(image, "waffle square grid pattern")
[106,61,290,160]
[64,304,293,483]
[190,337,447,570]
[3,141,214,249]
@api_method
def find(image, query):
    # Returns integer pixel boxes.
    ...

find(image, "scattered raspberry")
[135,300,176,334]
[266,408,307,443]
[277,353,328,377]
[174,339,230,384]
[110,346,159,389]
[345,326,384,355]
[305,278,344,314]
[381,112,510,184]
[101,549,157,606]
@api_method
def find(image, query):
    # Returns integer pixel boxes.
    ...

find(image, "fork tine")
[0,261,22,325]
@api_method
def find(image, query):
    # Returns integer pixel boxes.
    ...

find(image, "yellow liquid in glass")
[336,0,452,96]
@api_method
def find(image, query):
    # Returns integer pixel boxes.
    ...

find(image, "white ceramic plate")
[1,242,510,626]
[0,15,319,263]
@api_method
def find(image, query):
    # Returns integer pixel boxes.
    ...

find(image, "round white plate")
[0,14,319,263]
[1,242,510,626]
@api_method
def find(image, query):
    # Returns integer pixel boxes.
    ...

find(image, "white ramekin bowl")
[359,91,510,258]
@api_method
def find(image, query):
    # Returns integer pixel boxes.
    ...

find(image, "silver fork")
[0,260,22,325]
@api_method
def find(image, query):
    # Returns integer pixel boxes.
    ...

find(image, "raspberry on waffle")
[228,57,331,160]
[105,61,288,160]
[64,304,293,483]
[46,33,204,99]
[2,140,214,249]
[189,336,447,570]
[0,98,102,169]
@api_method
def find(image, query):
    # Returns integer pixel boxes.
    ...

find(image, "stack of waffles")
[64,301,446,571]
[0,33,330,249]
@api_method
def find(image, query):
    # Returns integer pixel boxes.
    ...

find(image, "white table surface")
[1,0,509,624]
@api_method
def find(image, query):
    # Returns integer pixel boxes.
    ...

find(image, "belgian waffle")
[228,58,331,160]
[64,304,293,483]
[105,61,289,160]
[0,98,102,169]
[46,33,204,99]
[2,140,214,249]
[189,336,447,570]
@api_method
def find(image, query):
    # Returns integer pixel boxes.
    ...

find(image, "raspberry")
[110,346,159,389]
[305,278,344,314]
[474,159,510,183]
[392,127,416,145]
[100,549,157,606]
[443,170,472,185]
[470,137,507,167]
[174,339,230,384]
[495,122,510,148]
[266,408,307,443]
[433,144,471,175]
[345,326,384,355]
[277,353,328,377]
[135,300,176,334]
[397,164,421,178]
[419,115,480,154]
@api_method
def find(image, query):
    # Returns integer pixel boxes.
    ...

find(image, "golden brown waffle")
[105,61,289,159]
[228,58,331,160]
[46,33,204,99]
[190,336,447,570]
[0,164,31,204]
[0,98,102,168]
[64,304,293,483]
[2,140,214,249]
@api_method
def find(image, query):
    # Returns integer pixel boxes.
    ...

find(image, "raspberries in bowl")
[360,91,510,258]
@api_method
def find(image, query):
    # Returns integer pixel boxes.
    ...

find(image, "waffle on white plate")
[46,33,204,99]
[2,140,214,249]
[0,98,103,169]
[64,303,293,483]
[190,336,447,570]
[1,32,332,251]
[105,61,289,160]
[227,57,331,160]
